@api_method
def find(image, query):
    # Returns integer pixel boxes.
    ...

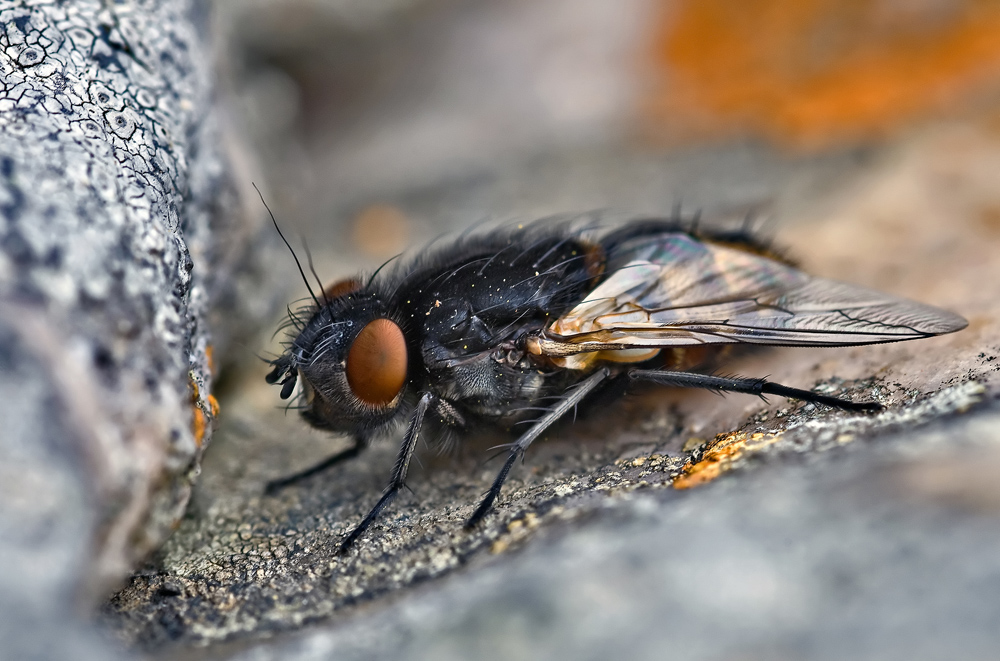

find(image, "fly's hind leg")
[628,369,882,412]
[264,436,368,494]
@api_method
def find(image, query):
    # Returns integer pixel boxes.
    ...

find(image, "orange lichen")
[673,431,781,489]
[644,0,1000,148]
[205,345,216,376]
[188,378,218,448]
[192,407,207,448]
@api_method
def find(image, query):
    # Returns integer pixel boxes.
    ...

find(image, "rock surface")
[222,404,1000,661]
[0,0,269,657]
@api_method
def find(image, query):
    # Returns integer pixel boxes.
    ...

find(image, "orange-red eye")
[346,319,407,406]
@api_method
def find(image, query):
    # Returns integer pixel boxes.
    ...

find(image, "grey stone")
[222,406,1000,661]
[0,0,272,657]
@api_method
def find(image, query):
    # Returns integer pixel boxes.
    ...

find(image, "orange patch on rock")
[188,378,219,448]
[673,431,781,489]
[644,0,1000,147]
[191,408,208,448]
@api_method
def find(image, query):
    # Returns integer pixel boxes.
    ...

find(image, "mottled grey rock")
[0,0,270,657]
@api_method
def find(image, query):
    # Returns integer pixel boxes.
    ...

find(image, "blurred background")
[216,0,1000,289]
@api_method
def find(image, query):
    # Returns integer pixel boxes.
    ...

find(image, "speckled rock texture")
[0,0,266,658]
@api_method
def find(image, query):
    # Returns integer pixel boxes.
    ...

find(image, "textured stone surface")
[0,0,269,657]
[221,407,1000,661]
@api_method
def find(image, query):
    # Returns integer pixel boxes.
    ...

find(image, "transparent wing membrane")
[545,233,966,351]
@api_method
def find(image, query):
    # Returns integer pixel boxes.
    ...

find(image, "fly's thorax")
[425,351,554,420]
[399,234,602,350]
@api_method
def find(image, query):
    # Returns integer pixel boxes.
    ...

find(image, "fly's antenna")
[253,182,323,309]
[301,239,329,305]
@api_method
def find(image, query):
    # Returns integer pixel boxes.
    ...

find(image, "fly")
[264,212,967,553]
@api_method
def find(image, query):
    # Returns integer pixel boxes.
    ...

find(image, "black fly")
[264,214,967,553]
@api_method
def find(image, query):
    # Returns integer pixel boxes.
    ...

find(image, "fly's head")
[266,280,409,435]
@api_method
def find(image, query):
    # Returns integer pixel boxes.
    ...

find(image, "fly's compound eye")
[346,318,408,407]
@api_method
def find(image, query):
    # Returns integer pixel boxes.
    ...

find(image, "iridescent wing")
[538,232,966,355]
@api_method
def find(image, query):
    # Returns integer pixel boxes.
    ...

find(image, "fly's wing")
[543,232,967,352]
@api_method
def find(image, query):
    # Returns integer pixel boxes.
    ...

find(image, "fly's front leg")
[628,369,882,412]
[264,437,368,494]
[465,368,610,529]
[339,392,435,554]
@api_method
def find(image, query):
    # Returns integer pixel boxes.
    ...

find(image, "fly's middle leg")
[466,368,611,529]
